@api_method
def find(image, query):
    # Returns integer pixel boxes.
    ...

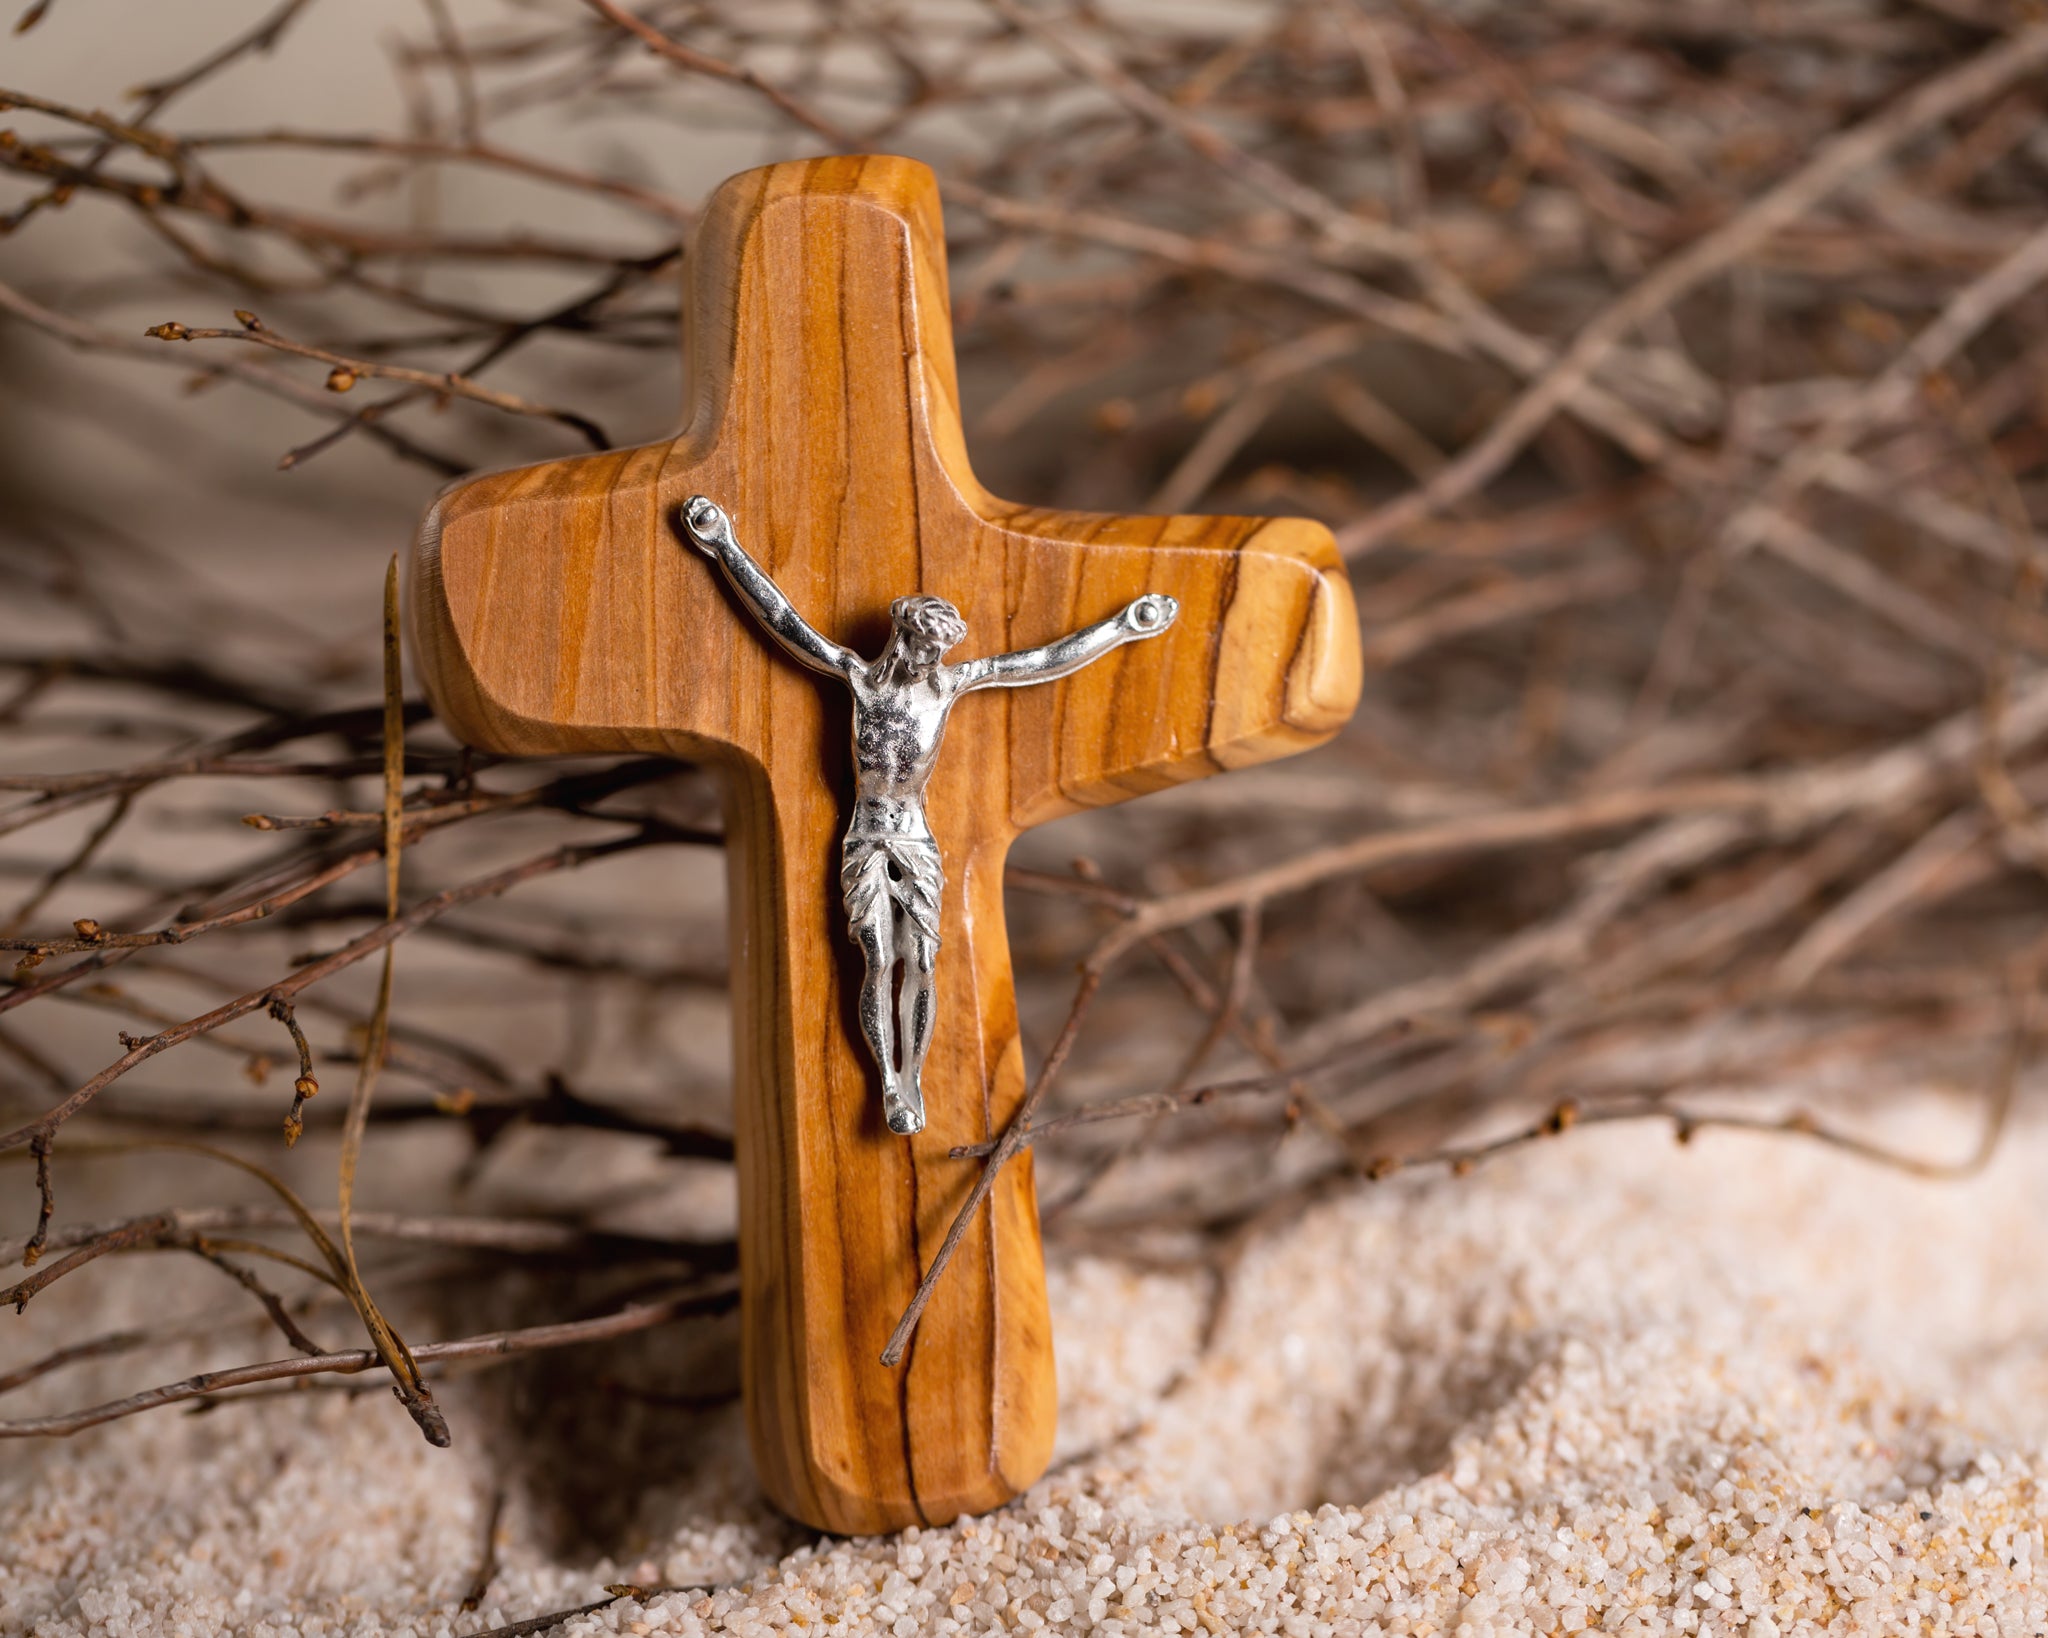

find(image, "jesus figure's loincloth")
[840,832,944,955]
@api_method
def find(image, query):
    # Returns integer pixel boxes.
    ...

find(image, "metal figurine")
[681,495,1178,1137]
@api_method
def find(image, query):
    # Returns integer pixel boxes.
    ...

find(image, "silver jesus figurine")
[681,495,1178,1138]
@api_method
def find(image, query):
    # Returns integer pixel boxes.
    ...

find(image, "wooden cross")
[408,155,1360,1534]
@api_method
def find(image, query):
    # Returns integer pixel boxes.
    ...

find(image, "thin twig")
[144,313,609,449]
[0,1281,738,1438]
[880,967,1102,1365]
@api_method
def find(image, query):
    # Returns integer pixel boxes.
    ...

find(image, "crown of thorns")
[890,595,968,651]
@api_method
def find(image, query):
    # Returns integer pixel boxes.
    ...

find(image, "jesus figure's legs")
[842,837,941,1135]
[853,911,900,1120]
[889,918,938,1135]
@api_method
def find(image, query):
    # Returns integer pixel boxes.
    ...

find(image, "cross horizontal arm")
[956,593,1178,691]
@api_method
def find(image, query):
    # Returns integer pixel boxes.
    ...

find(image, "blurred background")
[4,0,2046,1554]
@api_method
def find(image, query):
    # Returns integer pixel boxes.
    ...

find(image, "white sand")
[4,1109,2046,1636]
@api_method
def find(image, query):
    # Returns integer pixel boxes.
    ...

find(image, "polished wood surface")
[408,154,1360,1533]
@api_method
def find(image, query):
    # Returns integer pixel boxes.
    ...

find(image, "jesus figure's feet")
[883,1086,925,1136]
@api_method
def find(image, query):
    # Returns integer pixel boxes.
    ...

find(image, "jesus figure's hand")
[681,495,735,553]
[1119,593,1179,636]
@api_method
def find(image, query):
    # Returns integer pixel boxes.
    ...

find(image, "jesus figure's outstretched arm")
[680,496,857,677]
[956,593,1179,691]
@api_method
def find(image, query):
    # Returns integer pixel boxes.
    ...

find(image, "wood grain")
[407,154,1360,1534]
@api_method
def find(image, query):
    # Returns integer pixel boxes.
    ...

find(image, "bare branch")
[0,1280,738,1439]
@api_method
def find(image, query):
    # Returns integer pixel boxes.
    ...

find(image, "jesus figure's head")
[889,594,968,671]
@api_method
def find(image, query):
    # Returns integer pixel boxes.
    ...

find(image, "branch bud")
[1094,397,1136,433]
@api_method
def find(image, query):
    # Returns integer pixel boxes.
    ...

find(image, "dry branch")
[0,1279,738,1439]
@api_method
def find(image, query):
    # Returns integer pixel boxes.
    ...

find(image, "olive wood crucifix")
[408,155,1360,1535]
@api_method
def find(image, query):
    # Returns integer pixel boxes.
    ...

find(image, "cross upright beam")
[408,154,1360,1533]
